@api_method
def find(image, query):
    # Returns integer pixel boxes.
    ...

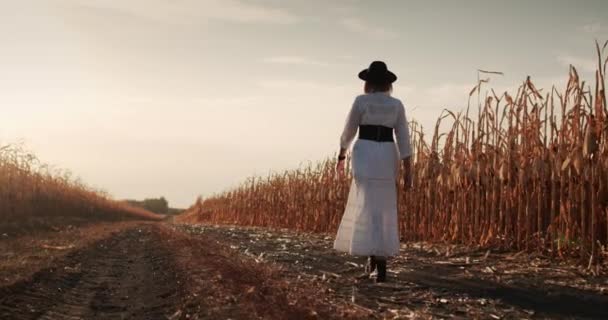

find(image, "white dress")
[333,92,412,257]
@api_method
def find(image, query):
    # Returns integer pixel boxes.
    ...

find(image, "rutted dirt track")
[2,222,608,319]
[0,227,185,319]
[180,224,608,319]
[0,224,360,320]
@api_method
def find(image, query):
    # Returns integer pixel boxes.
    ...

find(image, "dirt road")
[1,227,183,319]
[0,224,356,320]
[180,224,608,320]
[2,222,608,319]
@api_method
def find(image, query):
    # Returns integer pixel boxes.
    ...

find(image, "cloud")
[421,83,473,109]
[62,0,298,25]
[193,96,263,109]
[204,0,298,24]
[556,54,597,73]
[339,17,397,39]
[581,22,602,33]
[392,84,416,97]
[256,79,337,91]
[263,56,329,66]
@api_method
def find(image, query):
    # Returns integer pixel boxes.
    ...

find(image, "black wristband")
[338,155,346,161]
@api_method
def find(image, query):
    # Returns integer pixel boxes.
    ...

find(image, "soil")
[0,221,143,287]
[2,221,608,319]
[177,224,608,320]
[1,226,183,319]
[0,223,361,320]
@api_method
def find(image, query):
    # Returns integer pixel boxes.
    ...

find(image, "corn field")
[0,143,162,231]
[180,43,608,260]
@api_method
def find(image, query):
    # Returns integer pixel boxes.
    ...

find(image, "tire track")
[0,227,183,320]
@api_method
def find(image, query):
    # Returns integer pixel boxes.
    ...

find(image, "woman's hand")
[336,159,346,178]
[404,171,412,190]
[402,157,412,190]
[337,148,347,178]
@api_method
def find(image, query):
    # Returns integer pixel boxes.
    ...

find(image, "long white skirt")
[333,139,401,257]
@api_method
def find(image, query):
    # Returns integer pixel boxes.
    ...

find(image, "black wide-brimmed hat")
[358,61,397,84]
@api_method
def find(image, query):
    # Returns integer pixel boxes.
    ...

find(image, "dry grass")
[0,143,163,233]
[179,43,608,260]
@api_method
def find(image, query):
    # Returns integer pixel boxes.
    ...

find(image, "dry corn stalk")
[0,143,162,230]
[182,44,608,261]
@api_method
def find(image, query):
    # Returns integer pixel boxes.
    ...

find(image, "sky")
[1,0,607,208]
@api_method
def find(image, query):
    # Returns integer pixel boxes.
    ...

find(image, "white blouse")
[340,92,413,159]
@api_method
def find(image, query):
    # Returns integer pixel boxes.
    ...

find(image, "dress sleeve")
[339,97,362,149]
[395,102,413,159]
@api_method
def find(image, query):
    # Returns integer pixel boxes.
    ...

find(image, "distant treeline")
[125,197,183,215]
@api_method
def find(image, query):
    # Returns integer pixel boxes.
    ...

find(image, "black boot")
[365,256,377,274]
[376,259,387,283]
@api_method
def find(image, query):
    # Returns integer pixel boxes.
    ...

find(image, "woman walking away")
[334,61,412,283]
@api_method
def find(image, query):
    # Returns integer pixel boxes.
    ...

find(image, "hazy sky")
[1,0,607,208]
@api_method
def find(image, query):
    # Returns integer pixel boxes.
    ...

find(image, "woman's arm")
[395,103,413,188]
[337,97,361,175]
[339,97,362,151]
[394,103,412,159]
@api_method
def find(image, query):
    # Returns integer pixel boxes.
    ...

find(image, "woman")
[334,61,412,283]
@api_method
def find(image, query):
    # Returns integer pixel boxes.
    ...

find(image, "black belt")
[358,125,394,142]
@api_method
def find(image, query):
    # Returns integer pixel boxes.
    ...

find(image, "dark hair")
[364,81,392,94]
